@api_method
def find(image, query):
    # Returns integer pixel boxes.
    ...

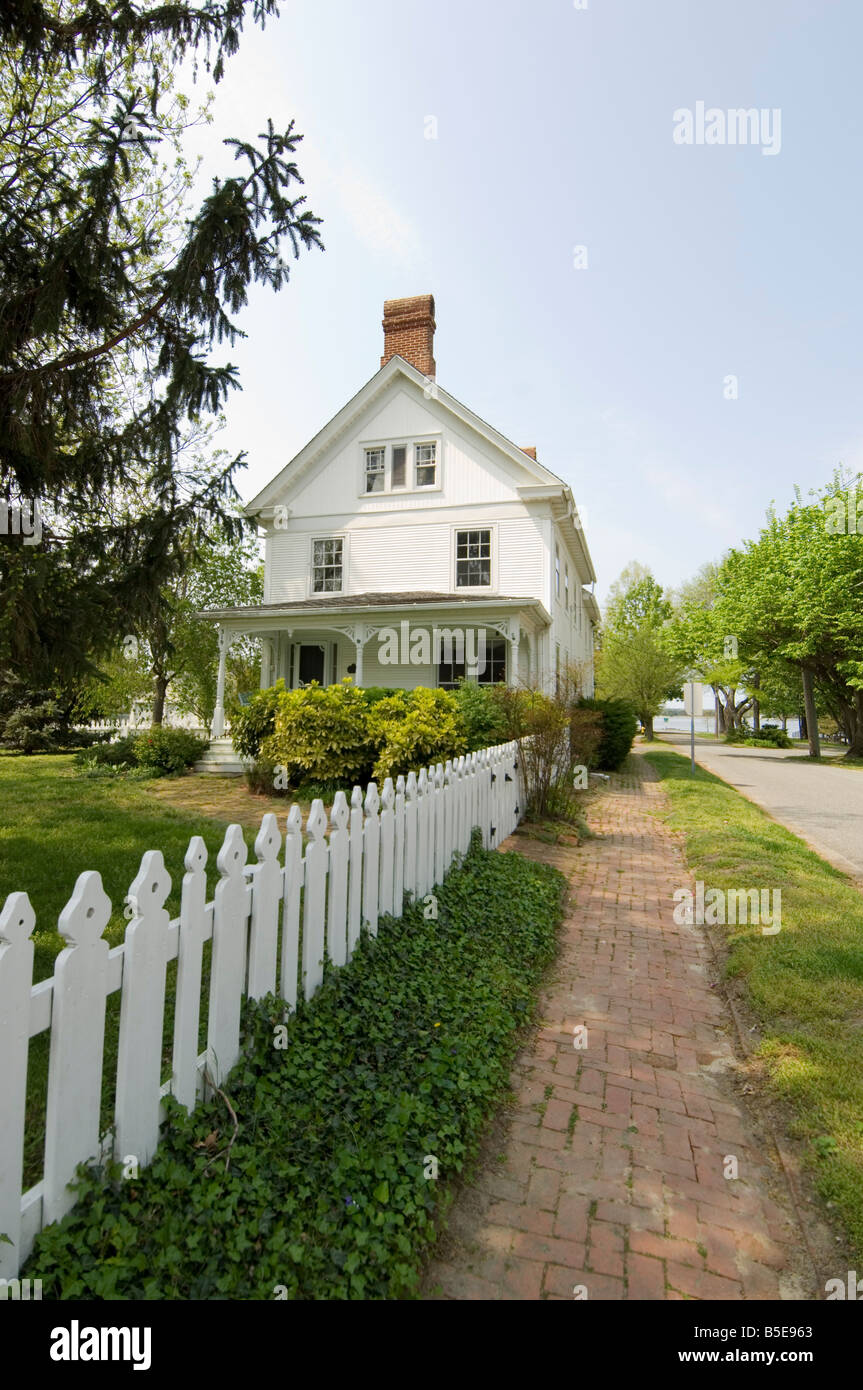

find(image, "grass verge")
[24,837,564,1299]
[644,748,863,1261]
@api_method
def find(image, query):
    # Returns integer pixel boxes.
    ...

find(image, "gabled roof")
[244,354,564,515]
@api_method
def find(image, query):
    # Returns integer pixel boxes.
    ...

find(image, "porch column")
[508,621,520,687]
[354,622,366,688]
[211,627,232,738]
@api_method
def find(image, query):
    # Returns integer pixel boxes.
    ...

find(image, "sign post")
[683,679,703,775]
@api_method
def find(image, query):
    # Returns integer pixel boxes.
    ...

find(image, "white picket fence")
[0,741,521,1278]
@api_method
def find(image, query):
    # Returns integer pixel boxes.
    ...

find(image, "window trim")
[451,523,497,592]
[363,446,386,495]
[309,532,347,597]
[414,439,438,490]
[436,633,508,689]
[357,433,443,497]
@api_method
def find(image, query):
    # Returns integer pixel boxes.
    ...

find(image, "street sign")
[683,681,703,717]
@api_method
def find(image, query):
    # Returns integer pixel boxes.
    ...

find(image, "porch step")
[193,737,249,776]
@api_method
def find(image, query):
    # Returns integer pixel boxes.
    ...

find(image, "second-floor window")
[312,537,343,593]
[365,448,385,493]
[415,441,437,487]
[565,564,570,611]
[456,529,491,587]
[555,545,560,599]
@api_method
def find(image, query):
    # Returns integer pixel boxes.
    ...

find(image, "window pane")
[416,441,436,486]
[455,529,491,586]
[392,445,406,487]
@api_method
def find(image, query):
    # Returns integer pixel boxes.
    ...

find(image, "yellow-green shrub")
[262,679,373,784]
[367,687,467,781]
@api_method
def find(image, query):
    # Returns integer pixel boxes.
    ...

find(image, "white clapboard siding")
[0,738,521,1274]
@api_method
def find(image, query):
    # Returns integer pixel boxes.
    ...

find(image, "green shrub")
[134,727,208,774]
[0,701,112,754]
[264,679,374,785]
[725,724,791,749]
[366,687,467,782]
[74,735,139,768]
[359,686,402,706]
[755,725,792,747]
[453,680,510,750]
[230,681,285,759]
[24,837,564,1299]
[244,755,291,797]
[579,697,637,771]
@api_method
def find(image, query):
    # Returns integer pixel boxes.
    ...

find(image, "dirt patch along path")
[423,757,818,1301]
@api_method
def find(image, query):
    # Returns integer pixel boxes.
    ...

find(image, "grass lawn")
[644,747,863,1262]
[0,752,310,982]
[0,751,311,1193]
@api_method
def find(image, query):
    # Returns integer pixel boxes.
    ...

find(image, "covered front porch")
[199,592,553,739]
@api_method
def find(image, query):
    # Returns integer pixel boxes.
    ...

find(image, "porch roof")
[199,591,551,627]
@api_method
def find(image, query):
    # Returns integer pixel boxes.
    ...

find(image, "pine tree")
[0,1,322,691]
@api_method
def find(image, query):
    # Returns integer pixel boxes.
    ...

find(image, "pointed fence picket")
[0,738,520,1276]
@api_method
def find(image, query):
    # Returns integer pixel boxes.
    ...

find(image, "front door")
[296,643,326,687]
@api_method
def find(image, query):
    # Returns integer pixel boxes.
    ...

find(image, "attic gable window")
[365,448,385,493]
[415,441,437,487]
[391,445,407,488]
[312,537,343,593]
[456,529,491,587]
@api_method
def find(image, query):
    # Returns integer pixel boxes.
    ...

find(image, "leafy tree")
[669,564,756,733]
[596,566,683,740]
[716,474,863,756]
[0,1,321,695]
[82,527,263,726]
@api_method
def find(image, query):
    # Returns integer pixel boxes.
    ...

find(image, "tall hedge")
[579,696,637,771]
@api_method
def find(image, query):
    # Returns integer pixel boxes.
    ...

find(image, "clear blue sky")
[184,0,863,602]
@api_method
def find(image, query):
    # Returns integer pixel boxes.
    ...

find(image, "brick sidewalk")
[424,754,815,1301]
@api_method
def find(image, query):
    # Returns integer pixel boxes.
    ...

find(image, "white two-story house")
[203,295,600,740]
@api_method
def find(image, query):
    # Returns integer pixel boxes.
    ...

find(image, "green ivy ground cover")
[25,836,565,1299]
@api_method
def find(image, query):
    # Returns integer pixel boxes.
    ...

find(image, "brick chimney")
[521,446,537,460]
[381,294,436,377]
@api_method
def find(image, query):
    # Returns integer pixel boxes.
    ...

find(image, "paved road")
[656,735,863,881]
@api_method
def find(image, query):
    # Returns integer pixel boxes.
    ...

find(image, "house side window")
[415,441,437,487]
[565,564,569,611]
[365,447,385,493]
[555,545,560,599]
[438,637,506,689]
[391,445,407,488]
[312,537,343,593]
[455,529,491,587]
[555,643,561,696]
